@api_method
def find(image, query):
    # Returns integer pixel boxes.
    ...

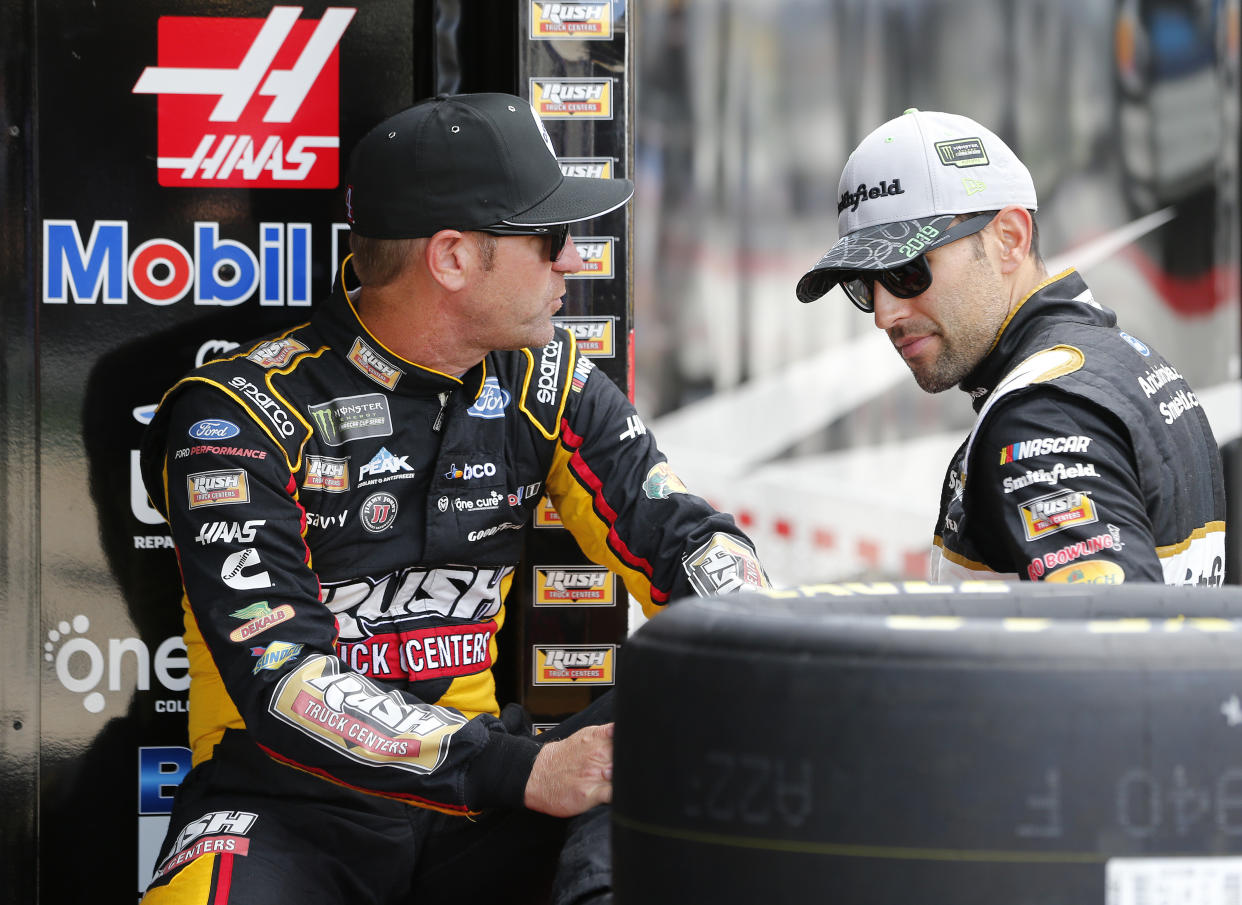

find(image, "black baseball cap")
[345,92,635,239]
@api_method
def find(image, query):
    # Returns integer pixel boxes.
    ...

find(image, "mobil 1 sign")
[33,2,414,902]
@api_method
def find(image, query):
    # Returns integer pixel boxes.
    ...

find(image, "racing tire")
[613,582,1242,904]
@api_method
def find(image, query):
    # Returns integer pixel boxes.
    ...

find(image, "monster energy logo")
[307,393,393,447]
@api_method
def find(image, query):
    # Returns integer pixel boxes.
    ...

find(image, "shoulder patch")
[519,328,576,440]
[963,345,1085,478]
[167,358,311,472]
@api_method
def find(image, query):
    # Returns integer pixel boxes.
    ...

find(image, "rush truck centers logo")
[132,6,356,188]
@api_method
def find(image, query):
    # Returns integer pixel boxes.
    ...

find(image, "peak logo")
[132,6,356,187]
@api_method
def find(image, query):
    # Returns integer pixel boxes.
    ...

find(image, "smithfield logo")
[467,377,511,419]
[44,614,188,714]
[189,419,240,441]
[837,179,905,215]
[131,6,356,188]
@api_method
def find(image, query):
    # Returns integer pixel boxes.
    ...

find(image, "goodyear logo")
[533,645,616,685]
[558,157,614,179]
[567,236,614,279]
[530,77,613,118]
[534,566,616,606]
[530,1,613,39]
[1019,489,1098,541]
[247,337,308,368]
[347,337,403,390]
[534,496,562,528]
[554,316,615,357]
[187,469,249,508]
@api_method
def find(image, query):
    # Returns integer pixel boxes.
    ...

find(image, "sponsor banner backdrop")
[513,0,632,723]
[34,2,417,900]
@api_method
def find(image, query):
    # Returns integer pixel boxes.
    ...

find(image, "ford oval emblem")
[189,419,241,441]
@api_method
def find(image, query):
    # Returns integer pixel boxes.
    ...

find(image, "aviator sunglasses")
[841,212,997,313]
[476,221,572,262]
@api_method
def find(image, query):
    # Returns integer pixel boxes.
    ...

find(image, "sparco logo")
[837,179,905,214]
[131,7,356,188]
[227,375,297,437]
[536,339,563,404]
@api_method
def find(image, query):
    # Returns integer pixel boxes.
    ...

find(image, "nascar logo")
[533,645,616,684]
[530,78,613,118]
[534,567,616,606]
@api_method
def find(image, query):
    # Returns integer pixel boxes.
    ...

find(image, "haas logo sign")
[132,6,356,188]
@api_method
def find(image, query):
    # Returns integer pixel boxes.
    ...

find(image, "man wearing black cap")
[138,93,767,905]
[797,108,1225,586]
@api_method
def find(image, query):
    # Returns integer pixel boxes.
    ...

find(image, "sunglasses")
[475,222,571,262]
[841,213,997,312]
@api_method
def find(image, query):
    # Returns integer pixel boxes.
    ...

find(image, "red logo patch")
[132,7,355,188]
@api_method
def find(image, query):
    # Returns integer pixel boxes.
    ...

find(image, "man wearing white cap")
[797,108,1225,586]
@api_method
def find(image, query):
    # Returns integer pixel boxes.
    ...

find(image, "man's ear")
[424,230,474,292]
[990,205,1034,275]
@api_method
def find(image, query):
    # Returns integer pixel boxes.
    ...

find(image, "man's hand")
[523,722,614,817]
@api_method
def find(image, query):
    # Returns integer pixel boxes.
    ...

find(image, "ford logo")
[467,378,511,419]
[189,419,241,441]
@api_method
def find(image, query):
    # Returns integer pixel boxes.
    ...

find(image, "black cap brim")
[796,214,955,303]
[503,175,635,227]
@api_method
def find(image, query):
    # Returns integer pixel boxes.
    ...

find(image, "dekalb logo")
[132,7,356,187]
[530,78,613,118]
[533,645,615,685]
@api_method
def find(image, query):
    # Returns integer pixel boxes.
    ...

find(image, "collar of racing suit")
[959,268,1118,412]
[314,259,489,402]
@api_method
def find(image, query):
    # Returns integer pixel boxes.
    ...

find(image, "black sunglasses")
[475,222,571,262]
[841,213,997,312]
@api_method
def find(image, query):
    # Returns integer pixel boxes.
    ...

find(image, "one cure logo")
[44,614,189,714]
[131,6,356,187]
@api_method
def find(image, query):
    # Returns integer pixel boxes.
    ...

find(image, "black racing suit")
[931,269,1226,585]
[137,264,767,903]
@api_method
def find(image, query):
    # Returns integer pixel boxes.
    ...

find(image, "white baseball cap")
[796,109,1038,303]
